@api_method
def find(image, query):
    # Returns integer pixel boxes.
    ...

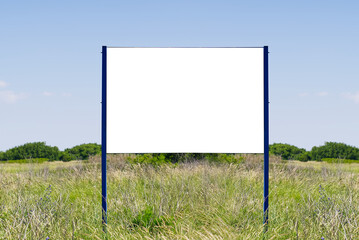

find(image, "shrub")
[127,153,172,165]
[127,153,243,165]
[269,143,306,160]
[151,153,207,162]
[206,153,243,164]
[1,142,60,161]
[297,152,312,162]
[59,152,75,162]
[64,143,101,160]
[310,142,359,160]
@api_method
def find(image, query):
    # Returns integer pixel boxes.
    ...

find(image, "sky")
[0,0,358,151]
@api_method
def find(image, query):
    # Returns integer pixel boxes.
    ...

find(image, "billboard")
[105,47,265,153]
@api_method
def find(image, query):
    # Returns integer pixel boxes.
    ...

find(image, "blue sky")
[1,1,358,151]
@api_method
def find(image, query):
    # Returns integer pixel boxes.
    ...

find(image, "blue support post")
[263,46,269,227]
[101,46,107,230]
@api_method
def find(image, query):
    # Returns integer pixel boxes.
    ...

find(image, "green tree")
[59,152,75,162]
[0,151,5,161]
[1,142,60,160]
[310,142,359,160]
[64,143,101,160]
[269,143,306,160]
[297,151,312,161]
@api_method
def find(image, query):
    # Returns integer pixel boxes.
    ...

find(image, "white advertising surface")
[106,48,264,153]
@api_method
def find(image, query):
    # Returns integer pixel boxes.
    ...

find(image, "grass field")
[0,155,358,239]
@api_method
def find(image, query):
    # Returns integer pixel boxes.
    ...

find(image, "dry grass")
[0,155,358,239]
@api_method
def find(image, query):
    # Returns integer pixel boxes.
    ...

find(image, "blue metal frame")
[101,46,269,230]
[263,46,269,227]
[101,46,107,229]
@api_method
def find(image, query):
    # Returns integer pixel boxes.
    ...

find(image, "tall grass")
[0,155,358,239]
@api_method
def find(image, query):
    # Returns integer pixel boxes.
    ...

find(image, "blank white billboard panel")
[106,48,264,153]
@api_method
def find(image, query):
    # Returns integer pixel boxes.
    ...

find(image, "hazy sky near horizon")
[1,1,358,151]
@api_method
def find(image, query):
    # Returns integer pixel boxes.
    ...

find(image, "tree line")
[1,141,358,162]
[269,142,359,161]
[0,142,101,161]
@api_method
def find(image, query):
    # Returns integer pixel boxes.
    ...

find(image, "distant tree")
[269,143,306,160]
[0,151,5,161]
[310,142,359,160]
[297,151,312,162]
[1,142,60,160]
[59,152,75,162]
[64,143,101,160]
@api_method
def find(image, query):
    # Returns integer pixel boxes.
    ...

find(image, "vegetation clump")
[127,153,243,165]
[269,143,306,160]
[1,141,359,163]
[62,143,101,161]
[0,142,60,161]
[310,142,359,160]
[270,142,359,162]
[0,142,101,162]
[130,206,174,232]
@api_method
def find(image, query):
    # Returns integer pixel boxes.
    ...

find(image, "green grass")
[320,158,359,164]
[0,155,358,239]
[1,158,49,164]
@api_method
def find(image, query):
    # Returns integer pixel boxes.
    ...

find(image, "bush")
[269,143,306,160]
[127,153,242,165]
[297,152,312,162]
[0,142,60,161]
[128,153,172,165]
[150,153,207,163]
[59,152,75,162]
[64,143,101,160]
[310,142,359,161]
[206,153,243,164]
